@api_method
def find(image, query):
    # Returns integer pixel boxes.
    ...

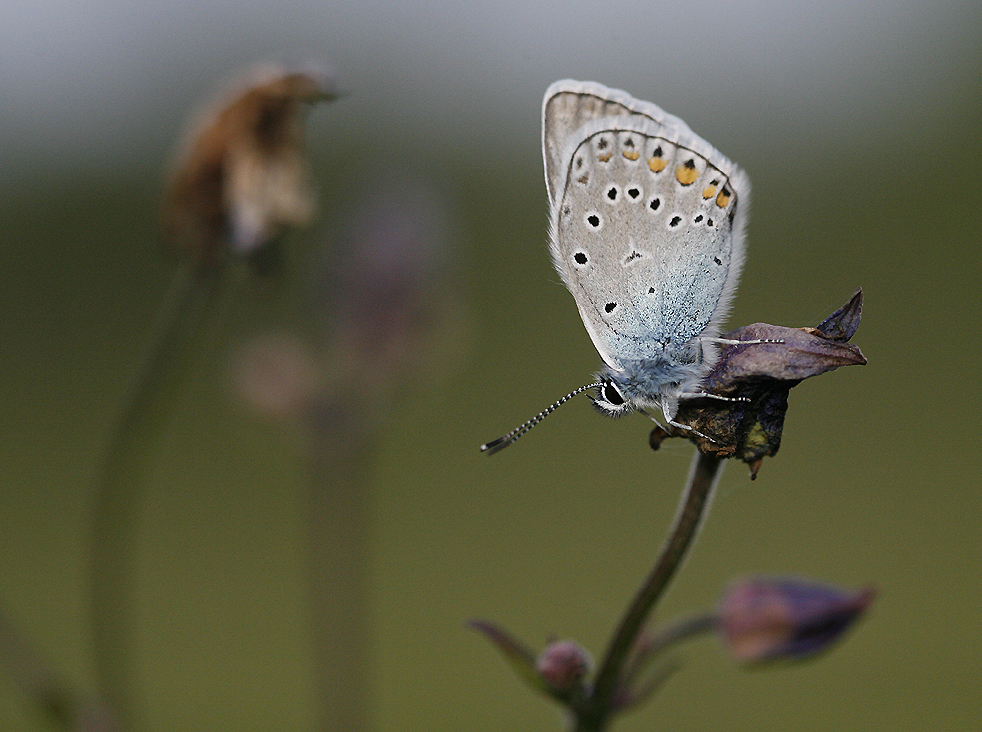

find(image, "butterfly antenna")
[480,382,603,455]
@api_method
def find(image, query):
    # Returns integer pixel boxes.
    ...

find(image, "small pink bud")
[718,577,875,663]
[536,640,592,693]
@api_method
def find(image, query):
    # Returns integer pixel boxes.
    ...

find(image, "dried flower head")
[651,289,867,476]
[718,577,875,664]
[161,60,338,271]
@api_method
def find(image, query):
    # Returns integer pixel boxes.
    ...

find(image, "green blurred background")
[2,0,981,730]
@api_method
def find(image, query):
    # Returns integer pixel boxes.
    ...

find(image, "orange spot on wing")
[648,156,667,172]
[676,159,698,186]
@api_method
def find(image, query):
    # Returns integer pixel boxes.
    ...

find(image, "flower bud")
[718,577,874,663]
[536,640,592,694]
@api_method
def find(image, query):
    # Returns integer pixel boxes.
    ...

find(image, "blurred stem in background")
[231,178,460,731]
[304,400,373,731]
[91,61,336,729]
[0,606,117,730]
[92,264,230,730]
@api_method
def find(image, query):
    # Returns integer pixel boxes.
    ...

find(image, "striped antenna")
[480,383,603,455]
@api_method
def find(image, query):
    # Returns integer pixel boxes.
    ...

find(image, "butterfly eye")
[602,382,625,406]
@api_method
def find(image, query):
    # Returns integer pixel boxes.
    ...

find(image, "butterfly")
[483,80,751,454]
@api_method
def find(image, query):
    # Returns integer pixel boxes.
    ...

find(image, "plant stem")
[637,613,717,658]
[576,450,725,731]
[91,264,229,729]
[306,401,372,732]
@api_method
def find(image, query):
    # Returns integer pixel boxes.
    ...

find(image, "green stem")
[91,264,229,729]
[619,613,716,690]
[576,450,725,731]
[638,613,717,658]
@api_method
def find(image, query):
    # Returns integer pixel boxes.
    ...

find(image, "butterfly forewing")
[542,81,749,372]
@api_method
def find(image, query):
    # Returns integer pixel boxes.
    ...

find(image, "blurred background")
[2,0,980,730]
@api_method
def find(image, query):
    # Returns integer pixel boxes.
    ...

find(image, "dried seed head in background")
[161,60,338,271]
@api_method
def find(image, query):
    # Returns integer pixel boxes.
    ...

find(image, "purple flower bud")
[537,640,592,694]
[718,577,875,664]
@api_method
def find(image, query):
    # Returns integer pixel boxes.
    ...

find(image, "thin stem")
[0,607,119,731]
[91,264,229,729]
[576,450,725,731]
[306,401,371,732]
[619,613,716,690]
[637,613,717,658]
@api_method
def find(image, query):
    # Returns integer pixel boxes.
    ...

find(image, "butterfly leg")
[680,391,750,403]
[666,417,717,443]
[702,337,784,346]
[642,407,718,443]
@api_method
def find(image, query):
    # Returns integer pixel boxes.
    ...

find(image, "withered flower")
[161,60,337,271]
[652,289,867,476]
